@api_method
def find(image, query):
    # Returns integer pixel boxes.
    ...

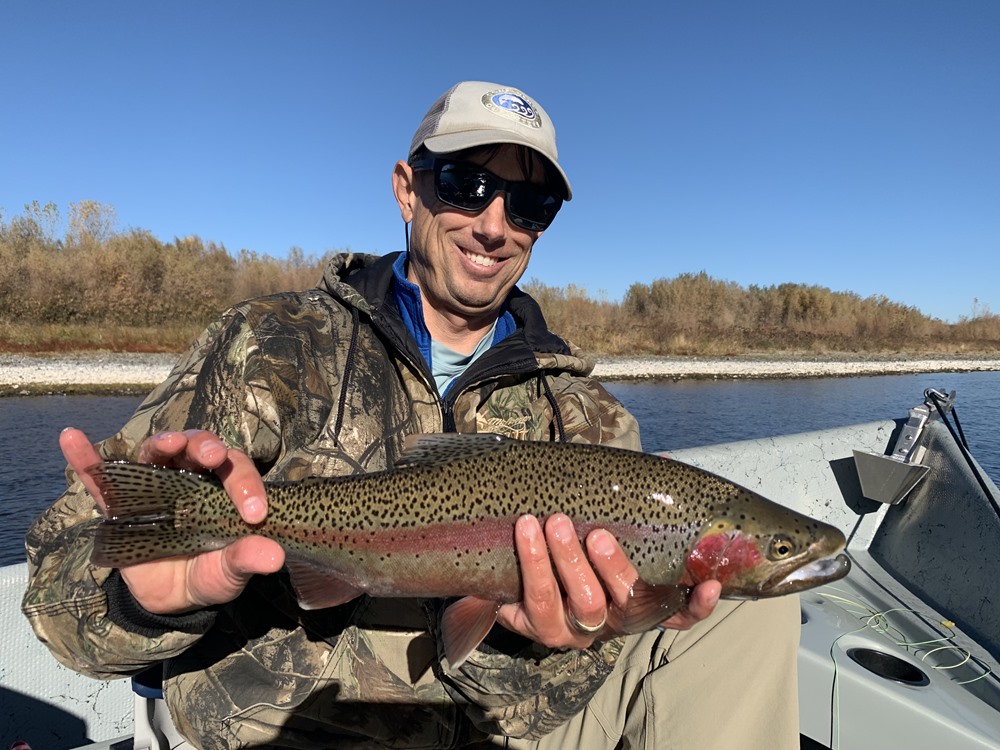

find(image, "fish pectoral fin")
[622,581,692,633]
[440,596,502,671]
[285,557,364,610]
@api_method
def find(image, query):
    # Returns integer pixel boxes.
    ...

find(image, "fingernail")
[199,442,226,465]
[243,496,266,524]
[518,515,539,539]
[550,515,573,542]
[589,530,616,558]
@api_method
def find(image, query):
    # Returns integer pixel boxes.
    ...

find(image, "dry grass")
[0,322,204,353]
[3,202,1000,356]
[523,275,1000,356]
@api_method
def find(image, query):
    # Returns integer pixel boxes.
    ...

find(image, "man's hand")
[62,427,285,614]
[496,514,720,649]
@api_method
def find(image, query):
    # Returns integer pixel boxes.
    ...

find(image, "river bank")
[3,352,1000,396]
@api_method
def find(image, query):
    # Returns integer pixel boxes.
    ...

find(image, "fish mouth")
[763,552,851,595]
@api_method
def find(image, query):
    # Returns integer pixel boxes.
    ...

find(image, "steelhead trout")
[88,433,850,667]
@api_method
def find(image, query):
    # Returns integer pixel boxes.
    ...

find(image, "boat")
[2,388,998,749]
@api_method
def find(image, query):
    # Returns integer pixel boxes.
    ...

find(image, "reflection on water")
[2,371,999,566]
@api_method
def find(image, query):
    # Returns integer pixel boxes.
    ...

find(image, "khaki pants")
[142,595,800,749]
[503,595,802,750]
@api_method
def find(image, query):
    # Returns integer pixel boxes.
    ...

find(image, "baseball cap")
[408,81,572,200]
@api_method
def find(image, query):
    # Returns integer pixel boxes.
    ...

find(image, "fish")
[87,432,850,668]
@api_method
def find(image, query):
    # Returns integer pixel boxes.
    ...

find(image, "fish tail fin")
[88,462,233,568]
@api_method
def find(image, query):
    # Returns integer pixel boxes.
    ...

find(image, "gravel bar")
[3,352,1000,396]
[591,355,1000,380]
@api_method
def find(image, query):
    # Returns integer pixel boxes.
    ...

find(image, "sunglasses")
[409,157,562,232]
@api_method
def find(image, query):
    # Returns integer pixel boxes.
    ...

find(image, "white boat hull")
[3,406,999,748]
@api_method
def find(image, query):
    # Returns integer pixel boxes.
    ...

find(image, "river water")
[2,371,999,566]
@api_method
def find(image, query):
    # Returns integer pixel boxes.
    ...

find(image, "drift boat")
[2,388,998,749]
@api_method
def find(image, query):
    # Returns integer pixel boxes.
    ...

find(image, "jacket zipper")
[372,308,541,434]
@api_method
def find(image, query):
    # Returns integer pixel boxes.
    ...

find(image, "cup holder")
[846,648,929,687]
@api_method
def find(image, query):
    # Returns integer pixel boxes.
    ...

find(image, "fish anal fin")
[440,596,502,671]
[285,557,363,611]
[622,580,692,633]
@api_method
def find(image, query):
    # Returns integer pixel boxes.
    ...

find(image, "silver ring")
[568,610,607,635]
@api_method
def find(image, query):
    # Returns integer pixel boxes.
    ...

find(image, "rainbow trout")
[88,433,849,667]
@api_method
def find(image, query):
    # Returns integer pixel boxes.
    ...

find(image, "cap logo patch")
[482,90,542,129]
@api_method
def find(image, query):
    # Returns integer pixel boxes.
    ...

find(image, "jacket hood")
[318,252,394,314]
[315,251,590,375]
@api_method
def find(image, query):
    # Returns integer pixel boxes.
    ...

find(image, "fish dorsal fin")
[395,433,515,468]
[285,554,364,611]
[440,596,502,671]
[622,581,692,633]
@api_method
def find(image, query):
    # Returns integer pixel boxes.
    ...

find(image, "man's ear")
[392,160,416,223]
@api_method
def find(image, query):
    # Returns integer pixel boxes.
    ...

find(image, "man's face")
[396,145,551,329]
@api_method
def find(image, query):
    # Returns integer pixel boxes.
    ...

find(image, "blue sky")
[3,1,997,323]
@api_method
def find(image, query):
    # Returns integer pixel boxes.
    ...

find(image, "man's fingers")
[174,431,267,523]
[683,580,722,621]
[136,431,189,464]
[656,581,722,631]
[60,428,106,510]
[137,430,227,471]
[136,431,268,525]
[66,427,273,615]
[215,447,268,525]
[126,538,287,614]
[584,528,638,630]
[181,429,230,469]
[545,515,608,634]
[223,537,285,580]
[512,515,562,621]
[586,529,722,632]
[500,515,612,648]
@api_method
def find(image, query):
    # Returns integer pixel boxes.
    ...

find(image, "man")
[23,81,800,749]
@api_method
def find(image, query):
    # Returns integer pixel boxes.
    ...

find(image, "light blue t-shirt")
[430,322,499,395]
[391,253,516,396]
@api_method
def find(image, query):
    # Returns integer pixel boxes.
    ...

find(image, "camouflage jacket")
[23,252,642,749]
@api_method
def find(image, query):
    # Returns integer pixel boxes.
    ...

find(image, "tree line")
[0,201,326,350]
[2,201,998,355]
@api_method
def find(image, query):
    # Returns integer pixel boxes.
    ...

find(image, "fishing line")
[820,590,993,679]
[825,615,871,749]
[830,535,1000,686]
[818,589,994,748]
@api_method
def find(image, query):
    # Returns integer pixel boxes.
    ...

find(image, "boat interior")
[2,388,998,749]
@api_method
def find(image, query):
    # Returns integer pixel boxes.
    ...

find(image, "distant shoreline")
[3,352,1000,397]
[591,354,1000,380]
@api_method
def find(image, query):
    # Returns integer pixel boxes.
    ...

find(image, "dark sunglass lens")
[437,164,493,210]
[508,189,562,230]
[433,160,560,230]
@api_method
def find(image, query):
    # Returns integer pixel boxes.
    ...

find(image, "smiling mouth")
[463,249,499,268]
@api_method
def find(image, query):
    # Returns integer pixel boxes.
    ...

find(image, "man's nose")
[472,192,508,241]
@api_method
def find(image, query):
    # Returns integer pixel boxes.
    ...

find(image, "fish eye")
[768,535,796,561]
